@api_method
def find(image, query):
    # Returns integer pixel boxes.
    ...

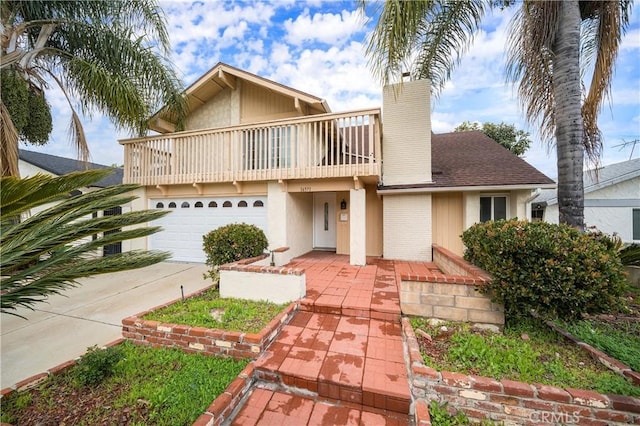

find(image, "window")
[480,196,508,222]
[223,201,232,207]
[531,207,544,222]
[208,201,217,208]
[194,201,203,208]
[181,202,190,208]
[253,200,264,207]
[238,200,248,207]
[242,126,292,170]
[168,202,177,208]
[634,209,640,240]
[155,202,164,208]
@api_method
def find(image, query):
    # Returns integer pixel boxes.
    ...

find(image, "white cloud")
[34,0,639,174]
[283,9,364,47]
[270,42,292,64]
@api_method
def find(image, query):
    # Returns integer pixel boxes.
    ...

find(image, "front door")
[313,192,336,249]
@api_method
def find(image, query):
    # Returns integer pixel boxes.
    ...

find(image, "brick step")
[299,297,402,322]
[252,312,411,415]
[253,363,411,415]
[228,381,411,425]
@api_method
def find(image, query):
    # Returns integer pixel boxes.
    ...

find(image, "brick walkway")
[226,252,444,425]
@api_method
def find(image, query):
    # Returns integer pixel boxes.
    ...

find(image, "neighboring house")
[18,149,126,256]
[532,157,640,243]
[120,62,555,265]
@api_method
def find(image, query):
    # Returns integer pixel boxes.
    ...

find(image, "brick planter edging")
[432,244,492,282]
[219,254,304,276]
[123,295,298,359]
[546,320,640,386]
[402,317,640,425]
[1,339,258,426]
[192,363,255,426]
[0,338,124,398]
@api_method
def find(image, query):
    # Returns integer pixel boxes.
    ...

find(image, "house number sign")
[300,186,312,192]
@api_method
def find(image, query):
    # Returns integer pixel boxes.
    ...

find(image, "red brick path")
[228,252,439,425]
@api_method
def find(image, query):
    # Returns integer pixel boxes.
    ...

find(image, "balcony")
[120,109,381,186]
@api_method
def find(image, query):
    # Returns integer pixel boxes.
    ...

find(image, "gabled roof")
[19,149,123,187]
[429,131,555,188]
[150,62,331,133]
[535,157,640,206]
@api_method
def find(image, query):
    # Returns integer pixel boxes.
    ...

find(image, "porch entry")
[313,192,337,250]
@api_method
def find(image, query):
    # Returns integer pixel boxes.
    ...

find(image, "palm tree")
[0,0,187,177]
[363,0,632,230]
[0,169,170,317]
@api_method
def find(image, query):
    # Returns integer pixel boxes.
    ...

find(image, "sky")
[29,0,640,179]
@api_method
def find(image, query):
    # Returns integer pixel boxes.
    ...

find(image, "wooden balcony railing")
[120,109,382,186]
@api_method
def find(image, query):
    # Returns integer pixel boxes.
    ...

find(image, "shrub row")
[462,220,626,321]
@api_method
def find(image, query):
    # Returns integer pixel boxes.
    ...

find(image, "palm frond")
[365,0,487,95]
[365,0,434,85]
[0,99,20,177]
[0,171,171,316]
[505,1,561,144]
[412,0,487,95]
[0,169,111,219]
[2,0,187,166]
[580,0,632,165]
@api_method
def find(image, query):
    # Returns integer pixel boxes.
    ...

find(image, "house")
[18,149,126,256]
[532,157,640,243]
[120,62,555,265]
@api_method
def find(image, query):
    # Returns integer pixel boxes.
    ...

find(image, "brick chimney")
[381,79,432,186]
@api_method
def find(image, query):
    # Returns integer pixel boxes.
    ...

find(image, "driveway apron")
[1,262,210,389]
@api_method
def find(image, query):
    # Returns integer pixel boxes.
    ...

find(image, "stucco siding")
[267,181,287,251]
[366,186,383,256]
[585,206,637,242]
[544,177,639,242]
[383,193,432,261]
[286,192,314,259]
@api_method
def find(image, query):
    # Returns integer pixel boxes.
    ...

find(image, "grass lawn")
[0,341,248,425]
[410,317,640,397]
[143,287,288,333]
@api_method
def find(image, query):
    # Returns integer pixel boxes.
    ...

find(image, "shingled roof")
[430,131,554,187]
[19,149,123,187]
[380,131,554,190]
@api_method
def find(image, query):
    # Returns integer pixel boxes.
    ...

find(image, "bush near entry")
[461,220,627,321]
[202,223,268,268]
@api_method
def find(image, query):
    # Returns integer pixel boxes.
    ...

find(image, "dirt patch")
[585,287,640,328]
[6,380,151,425]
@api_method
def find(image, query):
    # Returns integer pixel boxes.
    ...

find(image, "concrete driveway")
[1,262,210,390]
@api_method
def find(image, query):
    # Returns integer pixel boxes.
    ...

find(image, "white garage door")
[149,196,267,263]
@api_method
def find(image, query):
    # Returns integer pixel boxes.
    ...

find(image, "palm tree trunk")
[553,0,584,230]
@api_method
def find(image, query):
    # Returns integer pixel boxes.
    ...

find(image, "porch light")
[340,199,347,210]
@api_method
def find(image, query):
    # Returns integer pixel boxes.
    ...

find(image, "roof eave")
[377,183,557,195]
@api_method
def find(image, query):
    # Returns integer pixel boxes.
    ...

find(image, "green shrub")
[74,345,124,386]
[202,223,268,268]
[462,220,626,321]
